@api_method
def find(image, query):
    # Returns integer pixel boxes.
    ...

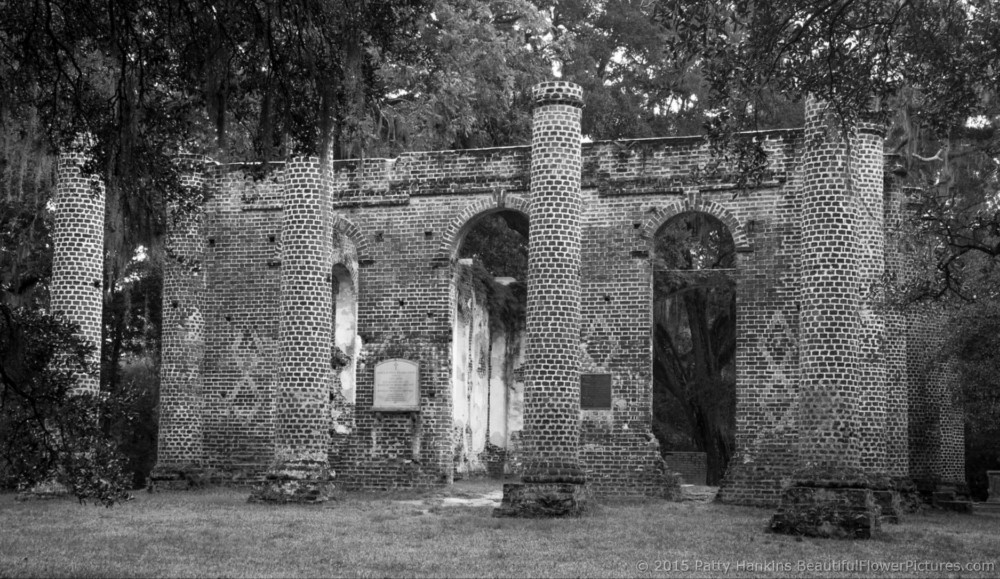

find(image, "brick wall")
[146,92,966,501]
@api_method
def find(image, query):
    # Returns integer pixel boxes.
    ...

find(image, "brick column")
[249,157,334,503]
[771,98,880,538]
[51,147,104,395]
[495,81,586,518]
[854,119,888,475]
[882,168,910,483]
[796,98,863,471]
[151,155,208,489]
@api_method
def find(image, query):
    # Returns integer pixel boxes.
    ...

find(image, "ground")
[1,480,997,578]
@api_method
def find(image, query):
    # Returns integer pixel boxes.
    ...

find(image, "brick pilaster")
[152,156,209,486]
[854,118,888,474]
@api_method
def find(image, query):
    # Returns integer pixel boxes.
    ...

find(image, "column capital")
[532,81,584,109]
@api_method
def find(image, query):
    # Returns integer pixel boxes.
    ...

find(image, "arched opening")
[652,211,736,485]
[451,209,528,478]
[331,263,358,402]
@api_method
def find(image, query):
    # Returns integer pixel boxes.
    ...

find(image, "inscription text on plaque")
[373,358,420,411]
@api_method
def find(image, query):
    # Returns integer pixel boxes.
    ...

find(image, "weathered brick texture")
[854,120,889,474]
[882,173,910,480]
[152,156,209,482]
[50,148,104,395]
[137,87,966,503]
[273,158,333,470]
[796,97,863,470]
[521,81,586,484]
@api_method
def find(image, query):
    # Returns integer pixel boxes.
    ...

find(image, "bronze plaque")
[580,373,612,409]
[373,358,420,411]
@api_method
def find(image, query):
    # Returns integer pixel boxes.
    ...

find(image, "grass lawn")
[1,481,997,578]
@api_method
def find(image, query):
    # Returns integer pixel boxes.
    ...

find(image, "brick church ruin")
[50,82,965,529]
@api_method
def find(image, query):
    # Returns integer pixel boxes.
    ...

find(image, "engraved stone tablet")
[580,373,612,409]
[373,358,420,411]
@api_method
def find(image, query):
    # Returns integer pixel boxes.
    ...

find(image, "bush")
[0,304,134,506]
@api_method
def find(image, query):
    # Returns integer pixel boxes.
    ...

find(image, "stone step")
[678,485,719,503]
[973,502,1000,514]
[937,500,974,514]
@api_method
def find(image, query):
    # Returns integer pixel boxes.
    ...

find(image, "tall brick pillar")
[882,168,910,484]
[150,156,208,489]
[855,120,888,474]
[249,157,334,503]
[51,147,104,395]
[770,98,880,538]
[495,81,586,518]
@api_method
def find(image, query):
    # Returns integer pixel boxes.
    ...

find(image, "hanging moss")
[455,261,526,337]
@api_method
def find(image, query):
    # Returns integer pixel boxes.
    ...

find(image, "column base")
[770,485,879,539]
[521,459,587,484]
[871,489,902,523]
[493,482,588,518]
[248,464,334,504]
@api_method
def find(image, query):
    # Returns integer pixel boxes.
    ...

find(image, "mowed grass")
[1,482,997,579]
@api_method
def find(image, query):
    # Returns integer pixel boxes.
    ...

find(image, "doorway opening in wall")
[330,262,358,440]
[451,209,528,480]
[652,211,736,486]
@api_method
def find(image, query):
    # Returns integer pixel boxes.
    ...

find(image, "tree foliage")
[372,0,552,154]
[651,0,999,294]
[0,0,432,498]
[457,212,529,335]
[0,305,135,505]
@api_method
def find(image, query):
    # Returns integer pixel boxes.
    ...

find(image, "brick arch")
[436,192,530,262]
[331,213,373,265]
[643,197,750,253]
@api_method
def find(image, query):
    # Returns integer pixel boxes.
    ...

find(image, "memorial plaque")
[373,358,420,411]
[580,373,612,409]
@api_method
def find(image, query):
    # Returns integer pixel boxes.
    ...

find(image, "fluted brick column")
[51,148,104,395]
[495,81,586,518]
[151,155,208,488]
[250,157,333,503]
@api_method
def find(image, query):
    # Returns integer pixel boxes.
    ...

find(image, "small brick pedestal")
[495,82,587,518]
[494,482,589,518]
[247,463,334,504]
[771,484,878,539]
